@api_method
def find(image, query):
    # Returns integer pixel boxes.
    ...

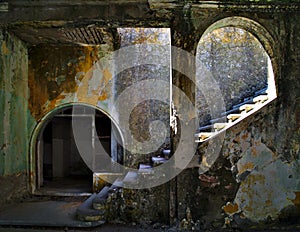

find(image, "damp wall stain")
[0,30,32,176]
[28,43,115,121]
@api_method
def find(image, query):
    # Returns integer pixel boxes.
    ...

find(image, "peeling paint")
[292,192,300,207]
[223,202,240,215]
[28,43,115,120]
[1,41,9,55]
[234,143,298,221]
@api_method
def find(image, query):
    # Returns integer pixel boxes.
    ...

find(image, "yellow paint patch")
[292,192,300,207]
[98,91,107,101]
[103,68,112,82]
[1,41,10,55]
[223,202,239,215]
[238,162,254,174]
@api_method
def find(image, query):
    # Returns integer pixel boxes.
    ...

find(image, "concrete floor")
[0,200,103,228]
[1,226,300,232]
[0,199,300,232]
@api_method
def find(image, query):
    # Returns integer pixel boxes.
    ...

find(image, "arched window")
[196,19,276,142]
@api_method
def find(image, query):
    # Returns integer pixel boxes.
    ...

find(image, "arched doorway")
[34,104,124,195]
[196,17,277,127]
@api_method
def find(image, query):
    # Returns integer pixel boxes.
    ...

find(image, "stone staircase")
[195,87,270,143]
[76,87,271,223]
[76,151,170,222]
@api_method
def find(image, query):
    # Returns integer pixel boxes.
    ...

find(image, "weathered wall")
[1,0,300,229]
[27,33,118,183]
[0,30,32,205]
[116,28,171,168]
[173,7,300,229]
[28,41,115,121]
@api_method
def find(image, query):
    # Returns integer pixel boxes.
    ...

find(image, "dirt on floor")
[1,224,300,232]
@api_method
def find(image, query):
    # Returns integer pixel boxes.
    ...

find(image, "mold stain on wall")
[28,44,114,121]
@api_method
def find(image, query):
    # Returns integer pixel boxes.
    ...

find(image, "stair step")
[162,149,171,157]
[138,163,154,175]
[93,172,123,192]
[199,124,214,132]
[195,132,214,142]
[221,107,241,117]
[210,116,227,124]
[123,171,138,184]
[93,186,110,210]
[227,114,242,122]
[76,193,106,222]
[255,87,268,96]
[253,95,268,103]
[213,123,228,131]
[151,157,168,166]
[239,104,256,113]
[108,178,124,193]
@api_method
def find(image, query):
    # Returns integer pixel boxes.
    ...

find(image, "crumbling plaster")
[0,0,300,228]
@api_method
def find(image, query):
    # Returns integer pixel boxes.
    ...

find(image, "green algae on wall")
[0,30,31,175]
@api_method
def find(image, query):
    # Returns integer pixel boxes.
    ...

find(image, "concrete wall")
[0,30,32,205]
[172,7,300,229]
[0,0,300,229]
[116,28,171,168]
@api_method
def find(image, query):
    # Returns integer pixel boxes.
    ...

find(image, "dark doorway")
[36,105,122,195]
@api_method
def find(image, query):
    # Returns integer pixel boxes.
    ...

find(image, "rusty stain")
[292,192,300,207]
[265,199,272,206]
[28,45,103,120]
[223,202,239,215]
[98,91,107,101]
[251,147,258,157]
[1,41,9,55]
[238,161,254,174]
[59,202,82,212]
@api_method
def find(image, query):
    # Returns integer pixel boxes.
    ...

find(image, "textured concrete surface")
[0,200,104,227]
[1,0,300,229]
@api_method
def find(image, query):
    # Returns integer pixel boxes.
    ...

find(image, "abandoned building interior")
[0,0,300,230]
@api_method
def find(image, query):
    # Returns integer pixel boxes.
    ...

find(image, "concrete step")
[255,87,268,96]
[195,88,269,144]
[213,123,228,131]
[108,178,124,194]
[123,171,138,185]
[195,132,214,143]
[92,186,110,210]
[76,193,106,222]
[198,124,214,132]
[227,114,242,122]
[162,149,171,158]
[221,106,241,117]
[151,157,168,166]
[93,172,123,192]
[253,95,268,103]
[210,116,227,124]
[239,104,256,113]
[138,163,154,175]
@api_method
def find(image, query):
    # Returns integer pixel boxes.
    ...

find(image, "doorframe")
[28,103,124,195]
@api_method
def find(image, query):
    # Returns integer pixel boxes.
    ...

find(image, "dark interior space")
[37,106,114,195]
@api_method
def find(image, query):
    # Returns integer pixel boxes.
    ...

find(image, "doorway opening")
[35,105,123,196]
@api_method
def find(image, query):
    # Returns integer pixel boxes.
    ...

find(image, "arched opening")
[33,104,124,195]
[196,17,277,134]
